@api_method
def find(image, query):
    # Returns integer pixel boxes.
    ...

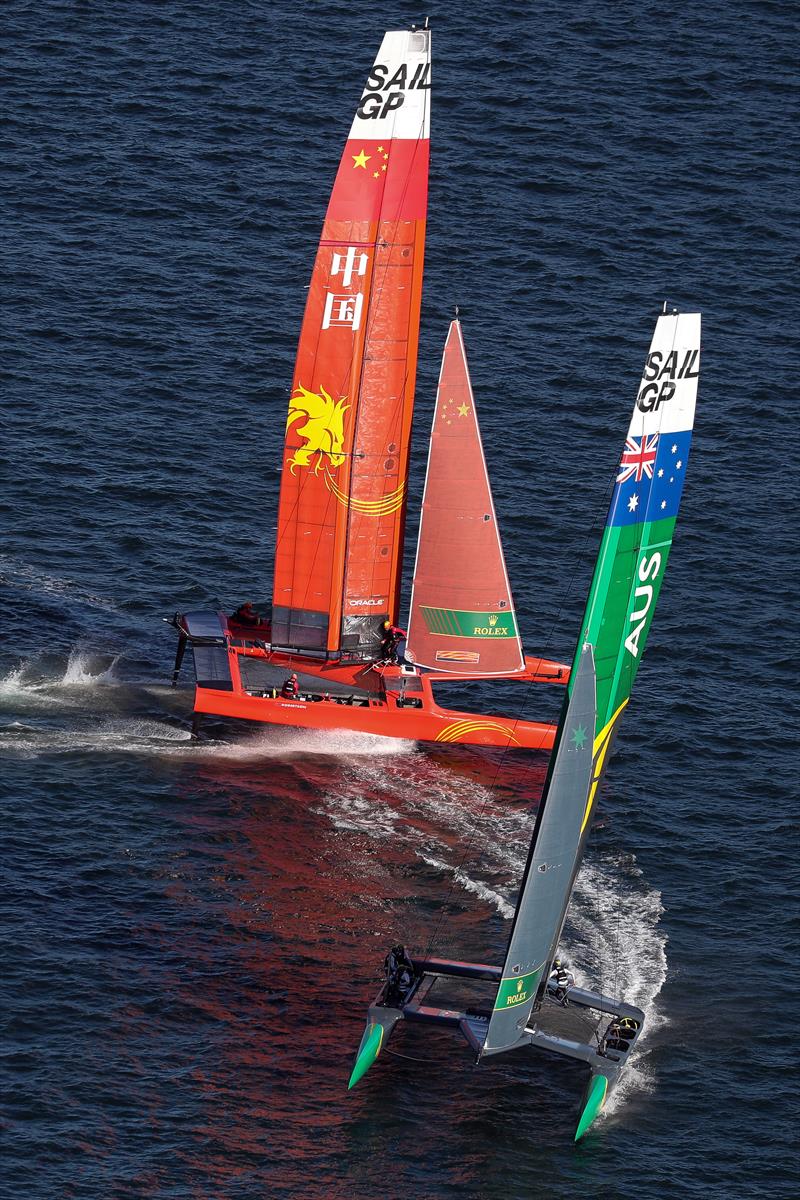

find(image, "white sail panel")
[348,29,431,142]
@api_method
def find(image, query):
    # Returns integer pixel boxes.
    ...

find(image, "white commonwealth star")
[676,459,683,469]
[628,493,639,512]
[671,443,678,453]
[661,500,667,509]
[658,468,664,478]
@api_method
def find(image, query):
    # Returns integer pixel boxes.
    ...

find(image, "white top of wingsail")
[631,311,700,438]
[348,29,431,141]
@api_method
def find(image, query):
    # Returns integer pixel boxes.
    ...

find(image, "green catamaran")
[348,310,701,1139]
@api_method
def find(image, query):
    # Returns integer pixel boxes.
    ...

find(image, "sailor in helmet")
[548,957,575,1003]
[381,619,407,663]
[281,672,300,699]
[232,600,261,626]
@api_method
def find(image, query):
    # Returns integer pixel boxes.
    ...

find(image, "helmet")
[383,619,391,630]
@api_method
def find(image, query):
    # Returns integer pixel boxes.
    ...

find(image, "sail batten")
[405,320,525,676]
[272,30,431,658]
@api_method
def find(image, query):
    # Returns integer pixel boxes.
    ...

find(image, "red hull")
[181,613,567,750]
[194,685,557,751]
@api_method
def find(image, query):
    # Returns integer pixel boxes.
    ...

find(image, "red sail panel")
[405,321,525,676]
[271,29,431,657]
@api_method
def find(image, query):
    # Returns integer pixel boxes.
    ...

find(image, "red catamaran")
[170,27,568,749]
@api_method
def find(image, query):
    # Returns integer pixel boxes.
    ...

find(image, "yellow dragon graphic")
[286,384,350,475]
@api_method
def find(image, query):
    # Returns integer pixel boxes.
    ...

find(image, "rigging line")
[477,458,617,740]
[384,1047,441,1065]
[595,860,605,1008]
[614,857,622,1003]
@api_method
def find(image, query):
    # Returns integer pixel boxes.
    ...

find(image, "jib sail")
[405,320,525,676]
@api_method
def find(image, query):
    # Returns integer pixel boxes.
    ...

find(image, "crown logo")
[517,979,524,993]
[489,613,498,626]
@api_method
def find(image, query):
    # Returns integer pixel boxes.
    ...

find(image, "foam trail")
[409,823,666,1122]
[0,719,194,758]
[314,794,402,839]
[561,854,668,1119]
[0,555,122,612]
[196,726,418,761]
[417,852,515,919]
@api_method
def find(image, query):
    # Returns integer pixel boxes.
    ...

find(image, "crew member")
[384,944,415,1004]
[381,619,407,663]
[281,672,300,699]
[232,601,260,626]
[548,958,575,1002]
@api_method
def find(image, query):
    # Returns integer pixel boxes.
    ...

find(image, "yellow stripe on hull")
[435,720,521,745]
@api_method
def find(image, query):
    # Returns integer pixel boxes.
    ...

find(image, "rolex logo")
[489,613,498,627]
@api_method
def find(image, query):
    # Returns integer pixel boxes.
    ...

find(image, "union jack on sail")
[617,433,659,484]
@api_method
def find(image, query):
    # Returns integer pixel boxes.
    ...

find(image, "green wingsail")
[566,312,700,831]
[573,512,680,831]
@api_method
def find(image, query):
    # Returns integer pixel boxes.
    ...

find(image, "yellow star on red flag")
[352,148,370,169]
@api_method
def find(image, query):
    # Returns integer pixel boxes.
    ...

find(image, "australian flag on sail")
[617,434,659,484]
[608,429,693,528]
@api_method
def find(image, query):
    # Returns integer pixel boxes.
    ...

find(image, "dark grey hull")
[349,956,644,1140]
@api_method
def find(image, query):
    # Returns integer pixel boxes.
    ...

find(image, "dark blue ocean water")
[2,2,798,1197]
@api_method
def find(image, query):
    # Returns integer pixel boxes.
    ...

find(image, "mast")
[498,310,700,1007]
[271,29,431,659]
[405,320,525,676]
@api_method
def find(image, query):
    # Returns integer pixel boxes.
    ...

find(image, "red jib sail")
[405,320,525,676]
[271,29,431,658]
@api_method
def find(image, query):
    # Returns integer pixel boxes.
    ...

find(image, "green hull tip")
[574,1075,608,1141]
[347,1024,383,1090]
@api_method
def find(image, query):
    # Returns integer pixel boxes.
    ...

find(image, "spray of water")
[0,650,120,707]
[3,637,666,1126]
[1,655,420,761]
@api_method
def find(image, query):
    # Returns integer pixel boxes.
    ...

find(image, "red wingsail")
[405,321,525,676]
[271,30,431,658]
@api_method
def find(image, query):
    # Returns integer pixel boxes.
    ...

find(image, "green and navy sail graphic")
[572,311,700,830]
